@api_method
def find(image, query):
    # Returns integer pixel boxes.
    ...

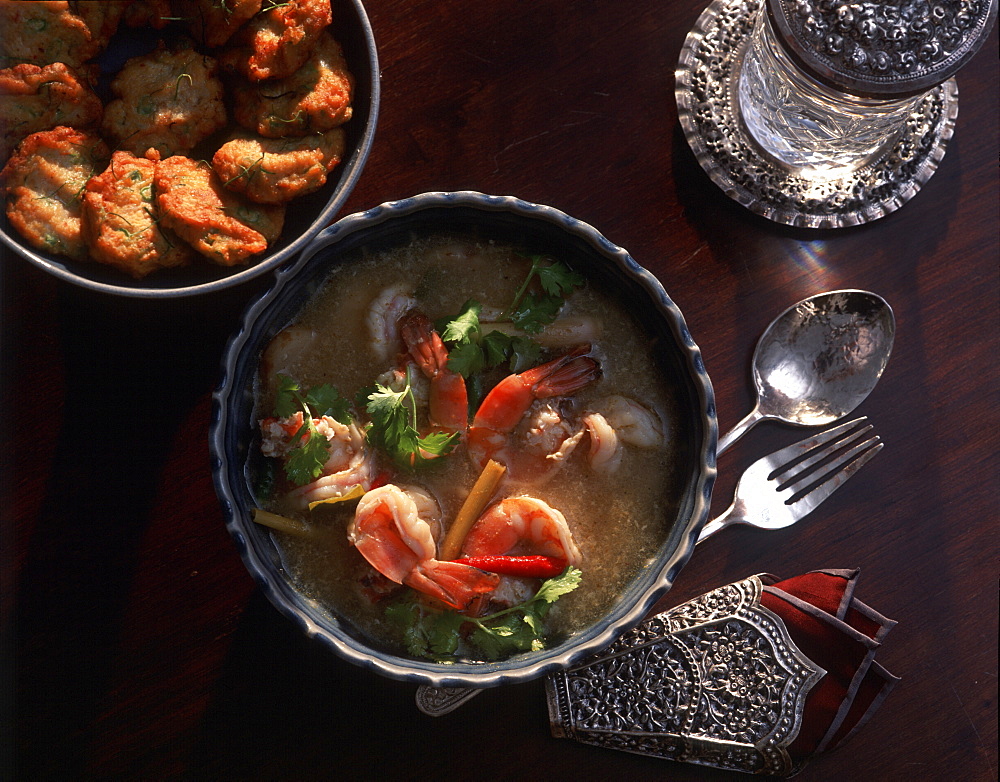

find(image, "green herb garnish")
[505,256,584,334]
[273,374,352,486]
[439,301,543,379]
[437,256,582,379]
[362,367,459,468]
[387,566,583,661]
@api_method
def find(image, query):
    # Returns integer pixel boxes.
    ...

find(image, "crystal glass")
[737,7,924,179]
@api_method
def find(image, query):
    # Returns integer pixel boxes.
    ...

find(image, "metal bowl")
[210,191,717,687]
[0,0,379,298]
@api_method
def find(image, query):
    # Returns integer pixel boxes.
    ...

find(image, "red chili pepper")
[459,555,567,578]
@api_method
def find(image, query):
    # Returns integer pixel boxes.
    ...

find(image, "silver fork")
[697,417,883,544]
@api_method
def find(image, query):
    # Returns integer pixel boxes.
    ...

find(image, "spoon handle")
[717,407,764,456]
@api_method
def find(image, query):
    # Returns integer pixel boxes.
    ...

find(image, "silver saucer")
[674,0,959,229]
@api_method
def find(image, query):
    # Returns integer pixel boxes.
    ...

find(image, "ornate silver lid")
[768,0,998,97]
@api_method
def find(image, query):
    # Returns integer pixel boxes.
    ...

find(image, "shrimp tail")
[399,311,469,432]
[429,371,468,432]
[404,560,501,610]
[399,312,442,371]
[528,345,601,398]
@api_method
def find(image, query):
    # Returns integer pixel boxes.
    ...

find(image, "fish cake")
[221,0,332,81]
[173,0,263,47]
[69,0,128,47]
[122,0,172,29]
[1,125,109,260]
[81,151,194,278]
[101,41,226,157]
[154,155,284,266]
[0,62,103,163]
[232,32,353,139]
[0,1,112,68]
[212,128,345,204]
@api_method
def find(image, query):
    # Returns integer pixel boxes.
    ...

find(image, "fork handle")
[695,503,740,544]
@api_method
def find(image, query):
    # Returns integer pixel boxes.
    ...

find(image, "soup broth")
[254,235,686,659]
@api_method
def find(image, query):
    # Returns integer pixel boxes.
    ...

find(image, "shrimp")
[261,411,374,508]
[582,396,664,475]
[260,325,317,386]
[462,496,582,565]
[601,395,664,448]
[581,412,621,474]
[521,401,587,479]
[458,495,582,612]
[367,283,417,363]
[398,310,468,433]
[466,345,600,480]
[348,485,500,610]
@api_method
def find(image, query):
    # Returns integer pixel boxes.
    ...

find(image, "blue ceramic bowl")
[0,0,379,298]
[210,192,717,687]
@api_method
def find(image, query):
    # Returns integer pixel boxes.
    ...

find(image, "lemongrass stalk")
[252,508,319,539]
[439,459,506,560]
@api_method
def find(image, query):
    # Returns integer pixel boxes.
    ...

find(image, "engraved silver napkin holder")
[545,575,824,776]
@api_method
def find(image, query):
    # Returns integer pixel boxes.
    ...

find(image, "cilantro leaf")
[440,312,544,379]
[504,256,584,334]
[446,338,487,377]
[415,430,461,458]
[466,566,582,658]
[537,261,584,297]
[365,382,409,432]
[274,374,302,418]
[364,383,412,455]
[535,565,583,603]
[270,375,354,486]
[384,600,431,658]
[480,330,513,367]
[386,599,464,660]
[469,620,511,659]
[510,291,564,334]
[385,566,583,662]
[437,258,583,380]
[283,432,332,486]
[305,384,351,423]
[275,374,351,422]
[470,613,537,659]
[427,610,465,657]
[439,299,482,343]
[365,370,459,468]
[440,301,492,378]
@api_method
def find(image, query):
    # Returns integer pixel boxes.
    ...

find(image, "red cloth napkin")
[760,568,899,761]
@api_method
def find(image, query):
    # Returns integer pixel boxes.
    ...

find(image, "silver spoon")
[718,289,895,455]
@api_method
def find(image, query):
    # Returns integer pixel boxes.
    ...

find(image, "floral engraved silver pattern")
[546,576,825,776]
[771,0,997,95]
[675,0,960,227]
[414,685,485,716]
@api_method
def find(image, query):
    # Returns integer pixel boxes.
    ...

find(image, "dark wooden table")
[4,1,997,779]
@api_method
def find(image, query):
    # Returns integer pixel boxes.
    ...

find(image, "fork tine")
[785,439,884,517]
[781,433,880,495]
[763,416,869,475]
[772,421,874,484]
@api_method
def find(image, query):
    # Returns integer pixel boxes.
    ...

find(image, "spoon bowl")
[719,290,895,454]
